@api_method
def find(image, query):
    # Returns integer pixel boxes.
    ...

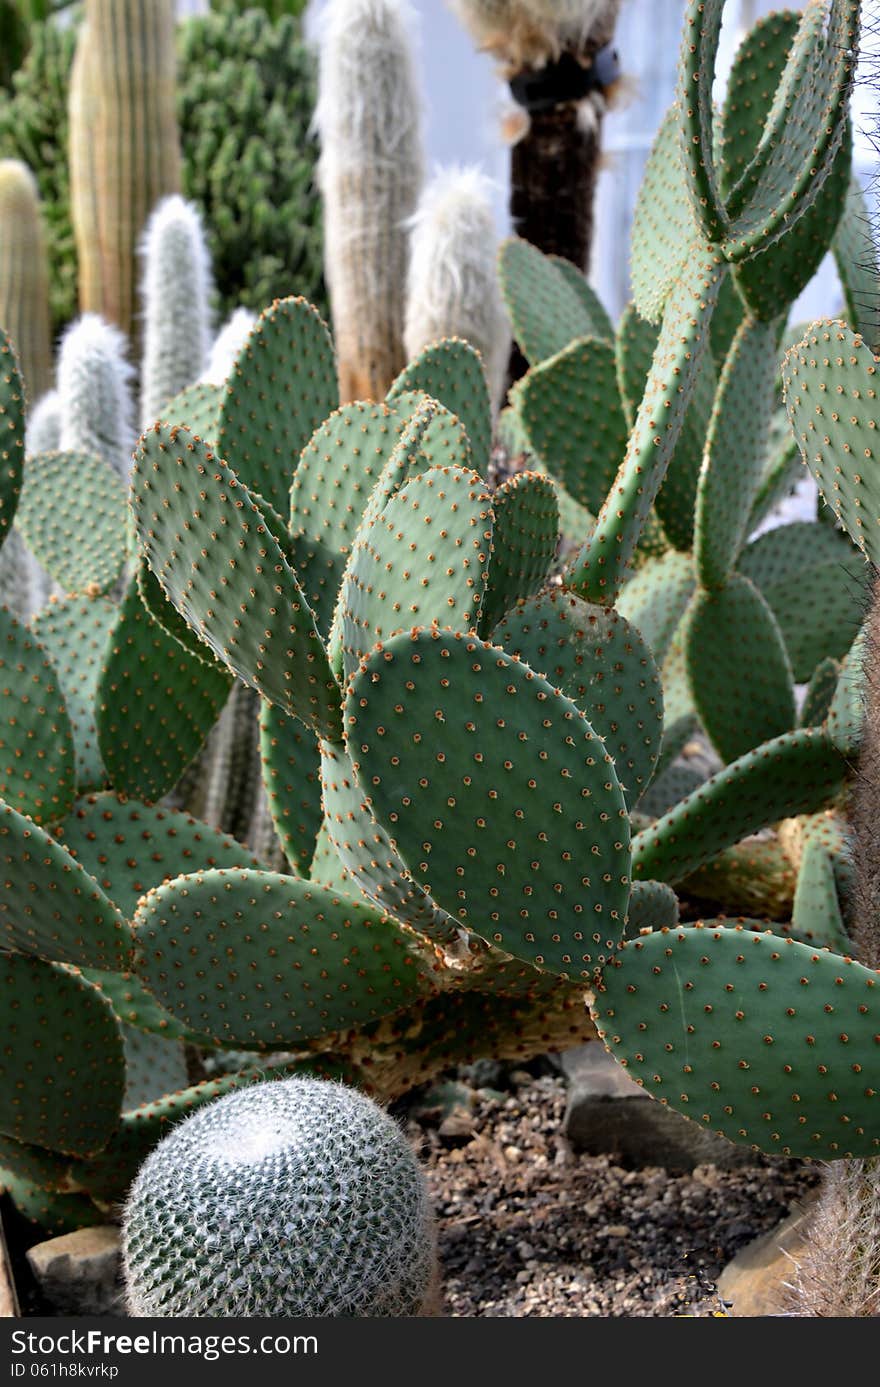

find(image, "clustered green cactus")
[0,0,877,1320]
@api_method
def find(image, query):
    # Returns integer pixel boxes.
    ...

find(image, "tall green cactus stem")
[404,167,509,415]
[0,160,52,405]
[56,315,135,482]
[71,0,182,341]
[316,0,424,402]
[564,244,725,604]
[139,196,212,428]
[122,1078,437,1316]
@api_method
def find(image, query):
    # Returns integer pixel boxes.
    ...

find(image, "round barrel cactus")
[121,1078,437,1317]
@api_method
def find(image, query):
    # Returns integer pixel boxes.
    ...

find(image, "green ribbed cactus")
[122,1079,437,1317]
[69,0,182,341]
[0,160,51,405]
[316,0,424,401]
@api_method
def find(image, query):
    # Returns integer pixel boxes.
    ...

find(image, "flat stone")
[27,1225,125,1317]
[560,1044,753,1171]
[717,1206,813,1317]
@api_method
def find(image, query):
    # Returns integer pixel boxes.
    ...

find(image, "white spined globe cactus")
[121,1078,438,1317]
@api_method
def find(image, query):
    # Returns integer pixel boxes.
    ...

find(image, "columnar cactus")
[138,196,212,428]
[0,161,52,405]
[315,0,424,401]
[69,0,182,340]
[122,1079,437,1317]
[404,167,510,414]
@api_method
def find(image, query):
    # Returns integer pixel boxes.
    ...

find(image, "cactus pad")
[0,799,130,969]
[782,322,879,565]
[632,726,845,886]
[59,791,260,918]
[626,879,680,935]
[0,953,124,1156]
[800,657,841,728]
[616,551,696,666]
[695,316,781,587]
[498,238,610,364]
[97,576,232,803]
[492,591,663,802]
[684,574,795,763]
[289,400,411,637]
[388,339,491,478]
[343,626,631,976]
[595,924,879,1159]
[0,605,75,823]
[320,737,460,945]
[512,337,627,515]
[215,296,338,517]
[0,328,24,549]
[338,464,492,683]
[738,522,867,681]
[159,380,222,441]
[132,868,432,1047]
[259,701,323,877]
[15,450,127,596]
[479,471,559,636]
[132,422,341,739]
[833,177,880,349]
[630,107,700,324]
[31,593,115,792]
[677,0,726,242]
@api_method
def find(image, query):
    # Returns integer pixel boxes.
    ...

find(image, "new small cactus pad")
[122,1078,436,1316]
[594,924,880,1159]
[343,626,631,975]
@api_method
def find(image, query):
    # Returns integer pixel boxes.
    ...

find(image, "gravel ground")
[403,1068,818,1317]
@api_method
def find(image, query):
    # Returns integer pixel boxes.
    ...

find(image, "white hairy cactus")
[25,390,62,456]
[405,167,509,414]
[139,194,213,427]
[122,1077,438,1317]
[56,313,136,480]
[315,0,425,402]
[201,307,257,386]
